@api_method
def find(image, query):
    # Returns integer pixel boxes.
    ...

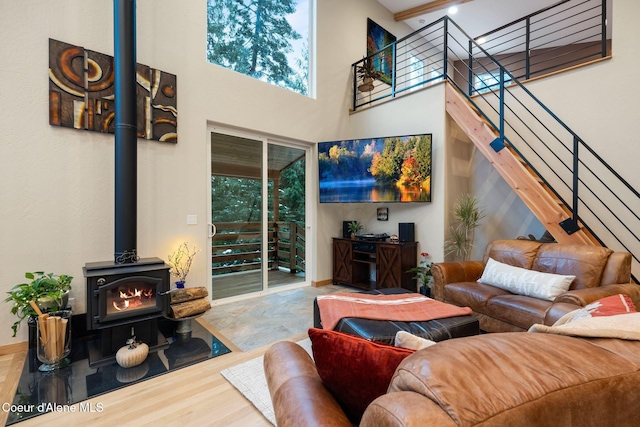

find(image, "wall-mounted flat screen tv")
[318,134,432,203]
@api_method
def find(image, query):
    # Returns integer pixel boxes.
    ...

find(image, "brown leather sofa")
[264,332,640,426]
[431,239,640,332]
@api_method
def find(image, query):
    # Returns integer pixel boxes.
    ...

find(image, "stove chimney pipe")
[113,0,137,263]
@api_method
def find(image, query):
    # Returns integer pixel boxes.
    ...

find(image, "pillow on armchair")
[308,328,414,423]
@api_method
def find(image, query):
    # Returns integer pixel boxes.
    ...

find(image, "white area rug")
[220,339,312,425]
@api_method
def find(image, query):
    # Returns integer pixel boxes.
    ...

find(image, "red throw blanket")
[317,292,473,330]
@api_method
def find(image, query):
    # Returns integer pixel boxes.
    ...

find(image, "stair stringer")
[444,83,593,246]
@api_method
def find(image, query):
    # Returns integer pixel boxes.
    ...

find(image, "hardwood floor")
[0,319,306,426]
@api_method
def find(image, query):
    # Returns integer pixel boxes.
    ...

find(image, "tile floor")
[201,284,352,351]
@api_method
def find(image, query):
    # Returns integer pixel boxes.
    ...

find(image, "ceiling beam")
[394,0,474,22]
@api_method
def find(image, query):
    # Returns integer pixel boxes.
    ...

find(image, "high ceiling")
[377,0,565,38]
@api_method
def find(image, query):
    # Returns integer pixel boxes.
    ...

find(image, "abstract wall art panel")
[48,38,177,143]
[86,48,116,134]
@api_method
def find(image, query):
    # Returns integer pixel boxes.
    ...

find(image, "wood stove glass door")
[210,132,265,299]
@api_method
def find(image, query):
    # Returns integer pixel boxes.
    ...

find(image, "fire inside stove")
[108,283,156,314]
[84,258,169,331]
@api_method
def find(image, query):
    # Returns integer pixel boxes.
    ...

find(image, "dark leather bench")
[313,288,479,345]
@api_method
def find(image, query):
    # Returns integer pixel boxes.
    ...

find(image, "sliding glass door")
[267,143,306,290]
[210,130,307,300]
[211,133,263,299]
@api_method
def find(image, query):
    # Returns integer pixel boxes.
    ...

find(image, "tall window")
[207,0,311,96]
[408,54,425,91]
[473,71,512,94]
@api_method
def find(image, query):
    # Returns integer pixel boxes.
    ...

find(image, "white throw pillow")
[394,331,437,350]
[478,258,575,301]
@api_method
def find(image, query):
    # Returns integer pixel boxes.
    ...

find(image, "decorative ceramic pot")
[116,340,149,368]
[36,290,70,312]
[358,77,375,92]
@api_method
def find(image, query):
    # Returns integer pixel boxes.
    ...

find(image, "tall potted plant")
[4,271,73,337]
[444,194,486,261]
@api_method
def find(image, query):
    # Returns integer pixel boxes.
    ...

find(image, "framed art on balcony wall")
[367,18,396,85]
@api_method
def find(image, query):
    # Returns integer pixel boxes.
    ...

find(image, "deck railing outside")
[212,221,305,275]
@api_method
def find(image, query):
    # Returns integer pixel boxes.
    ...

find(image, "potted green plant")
[356,55,382,92]
[5,271,73,337]
[408,252,434,297]
[347,221,364,238]
[444,194,486,261]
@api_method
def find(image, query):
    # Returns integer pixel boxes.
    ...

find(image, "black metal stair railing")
[351,0,639,281]
[445,18,639,282]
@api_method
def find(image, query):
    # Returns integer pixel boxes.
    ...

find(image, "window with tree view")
[207,0,310,96]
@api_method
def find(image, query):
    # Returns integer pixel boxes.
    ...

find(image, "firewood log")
[58,318,68,357]
[169,287,209,304]
[46,317,57,359]
[170,298,211,319]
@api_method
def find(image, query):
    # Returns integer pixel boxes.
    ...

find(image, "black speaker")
[343,221,354,238]
[399,223,415,242]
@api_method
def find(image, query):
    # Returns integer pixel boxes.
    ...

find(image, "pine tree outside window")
[207,0,311,96]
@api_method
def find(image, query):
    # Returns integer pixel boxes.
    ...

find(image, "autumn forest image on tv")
[318,134,432,203]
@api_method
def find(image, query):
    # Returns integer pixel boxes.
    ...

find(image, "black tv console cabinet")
[332,237,418,291]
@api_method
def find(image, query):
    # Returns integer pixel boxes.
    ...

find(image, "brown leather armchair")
[431,239,640,332]
[265,333,640,427]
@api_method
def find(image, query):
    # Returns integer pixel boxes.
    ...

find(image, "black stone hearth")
[6,315,230,425]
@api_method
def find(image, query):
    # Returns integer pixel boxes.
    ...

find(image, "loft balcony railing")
[352,0,608,110]
[351,0,639,281]
[471,0,610,86]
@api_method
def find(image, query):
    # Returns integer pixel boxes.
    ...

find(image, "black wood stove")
[83,0,170,367]
[84,258,170,367]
